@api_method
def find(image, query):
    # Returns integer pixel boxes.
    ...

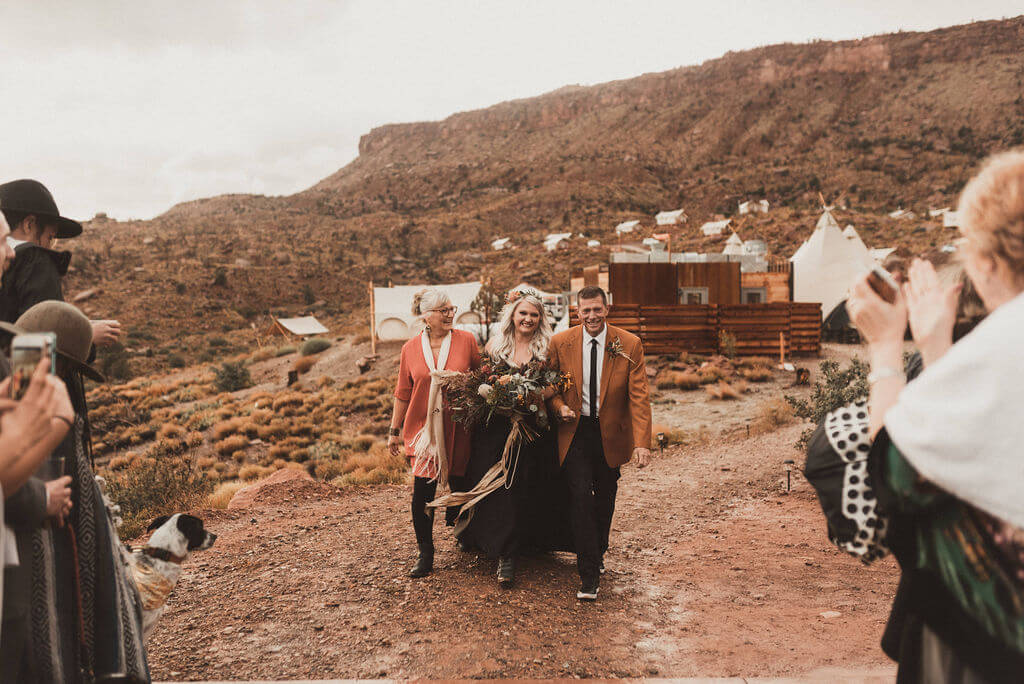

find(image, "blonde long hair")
[489,290,552,363]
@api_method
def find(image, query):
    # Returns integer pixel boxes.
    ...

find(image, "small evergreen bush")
[214,361,252,393]
[785,358,869,449]
[300,337,332,356]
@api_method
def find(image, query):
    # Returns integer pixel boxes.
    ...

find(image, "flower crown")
[505,287,540,305]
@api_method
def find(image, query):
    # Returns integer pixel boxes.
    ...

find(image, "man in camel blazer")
[547,286,652,600]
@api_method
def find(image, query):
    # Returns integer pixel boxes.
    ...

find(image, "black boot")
[497,556,515,588]
[409,544,434,578]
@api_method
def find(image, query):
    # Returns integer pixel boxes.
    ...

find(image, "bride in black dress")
[455,289,572,587]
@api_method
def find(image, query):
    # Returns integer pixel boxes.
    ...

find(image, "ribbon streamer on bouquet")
[428,414,536,512]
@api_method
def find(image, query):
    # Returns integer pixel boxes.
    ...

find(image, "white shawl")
[410,331,456,482]
[886,290,1024,528]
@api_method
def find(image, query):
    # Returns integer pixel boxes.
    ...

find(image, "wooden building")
[609,262,742,306]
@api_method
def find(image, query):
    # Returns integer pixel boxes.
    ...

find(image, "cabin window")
[678,287,708,305]
[742,287,767,304]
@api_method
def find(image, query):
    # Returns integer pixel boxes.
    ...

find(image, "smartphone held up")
[9,332,57,400]
[866,265,900,304]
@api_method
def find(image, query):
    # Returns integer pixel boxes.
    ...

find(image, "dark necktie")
[589,338,599,418]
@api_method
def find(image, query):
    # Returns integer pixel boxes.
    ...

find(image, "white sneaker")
[576,585,599,601]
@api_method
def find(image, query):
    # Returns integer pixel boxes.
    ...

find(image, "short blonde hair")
[411,287,451,318]
[958,148,1024,286]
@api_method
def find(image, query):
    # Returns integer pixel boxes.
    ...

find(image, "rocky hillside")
[65,16,1024,376]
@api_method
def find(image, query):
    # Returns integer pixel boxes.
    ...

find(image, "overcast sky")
[0,1,1020,221]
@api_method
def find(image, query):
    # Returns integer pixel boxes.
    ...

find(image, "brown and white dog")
[127,514,217,639]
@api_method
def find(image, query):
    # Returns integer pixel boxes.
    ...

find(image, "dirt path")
[147,423,899,680]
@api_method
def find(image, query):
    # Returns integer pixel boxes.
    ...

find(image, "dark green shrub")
[300,338,332,356]
[168,353,186,368]
[104,457,214,540]
[98,342,133,381]
[275,345,297,357]
[214,361,252,393]
[785,358,869,450]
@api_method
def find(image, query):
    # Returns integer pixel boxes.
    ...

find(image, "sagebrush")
[785,358,869,449]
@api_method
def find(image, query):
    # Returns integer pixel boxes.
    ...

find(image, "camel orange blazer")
[546,324,652,468]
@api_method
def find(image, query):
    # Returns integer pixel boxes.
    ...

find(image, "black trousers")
[563,416,620,583]
[411,475,465,547]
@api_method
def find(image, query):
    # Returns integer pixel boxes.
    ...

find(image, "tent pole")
[368,280,377,355]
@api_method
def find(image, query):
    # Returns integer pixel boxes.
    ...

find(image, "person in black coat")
[0,179,121,346]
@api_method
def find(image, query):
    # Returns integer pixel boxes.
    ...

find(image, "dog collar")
[143,546,187,564]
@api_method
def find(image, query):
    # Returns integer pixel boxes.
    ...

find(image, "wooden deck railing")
[570,302,821,356]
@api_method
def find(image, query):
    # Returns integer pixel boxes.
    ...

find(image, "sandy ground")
[146,418,899,681]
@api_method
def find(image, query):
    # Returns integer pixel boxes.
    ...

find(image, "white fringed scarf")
[410,331,456,482]
[885,290,1024,528]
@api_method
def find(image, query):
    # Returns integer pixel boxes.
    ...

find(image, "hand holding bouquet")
[442,356,570,431]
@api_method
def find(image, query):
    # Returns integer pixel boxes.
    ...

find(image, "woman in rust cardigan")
[388,287,480,577]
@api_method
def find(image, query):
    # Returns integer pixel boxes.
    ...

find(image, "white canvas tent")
[491,237,511,250]
[738,200,769,215]
[655,209,687,225]
[266,315,329,338]
[929,207,951,218]
[943,211,960,228]
[701,219,731,236]
[586,239,601,248]
[841,224,869,252]
[642,236,666,251]
[373,281,483,341]
[722,232,744,256]
[870,247,897,262]
[791,208,875,321]
[615,220,641,234]
[543,232,572,251]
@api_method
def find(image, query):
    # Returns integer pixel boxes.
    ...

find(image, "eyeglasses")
[430,306,458,316]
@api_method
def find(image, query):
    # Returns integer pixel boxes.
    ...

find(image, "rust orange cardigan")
[394,329,481,479]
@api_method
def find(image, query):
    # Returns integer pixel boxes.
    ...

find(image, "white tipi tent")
[722,232,744,256]
[791,208,874,320]
[841,224,869,252]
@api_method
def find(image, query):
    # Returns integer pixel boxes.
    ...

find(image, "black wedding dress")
[456,412,574,558]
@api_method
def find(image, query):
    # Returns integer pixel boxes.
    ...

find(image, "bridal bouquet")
[428,356,570,512]
[441,356,570,431]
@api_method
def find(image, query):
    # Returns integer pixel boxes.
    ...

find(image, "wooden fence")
[571,302,821,356]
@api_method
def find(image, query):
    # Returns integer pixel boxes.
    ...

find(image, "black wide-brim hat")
[0,179,83,239]
[0,302,105,383]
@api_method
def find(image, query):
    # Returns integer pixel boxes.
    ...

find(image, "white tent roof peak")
[791,209,874,319]
[545,232,572,242]
[655,209,686,225]
[816,207,840,231]
[615,220,641,234]
[722,232,744,255]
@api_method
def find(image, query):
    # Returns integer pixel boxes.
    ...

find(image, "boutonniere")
[606,337,635,365]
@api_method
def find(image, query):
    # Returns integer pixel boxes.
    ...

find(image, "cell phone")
[9,333,57,400]
[866,266,900,304]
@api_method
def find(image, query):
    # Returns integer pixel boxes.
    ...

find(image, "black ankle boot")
[409,544,434,578]
[497,556,515,588]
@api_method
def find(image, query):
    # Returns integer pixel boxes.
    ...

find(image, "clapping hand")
[848,273,908,348]
[904,258,961,366]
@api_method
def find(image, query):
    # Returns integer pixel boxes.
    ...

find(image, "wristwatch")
[389,427,401,437]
